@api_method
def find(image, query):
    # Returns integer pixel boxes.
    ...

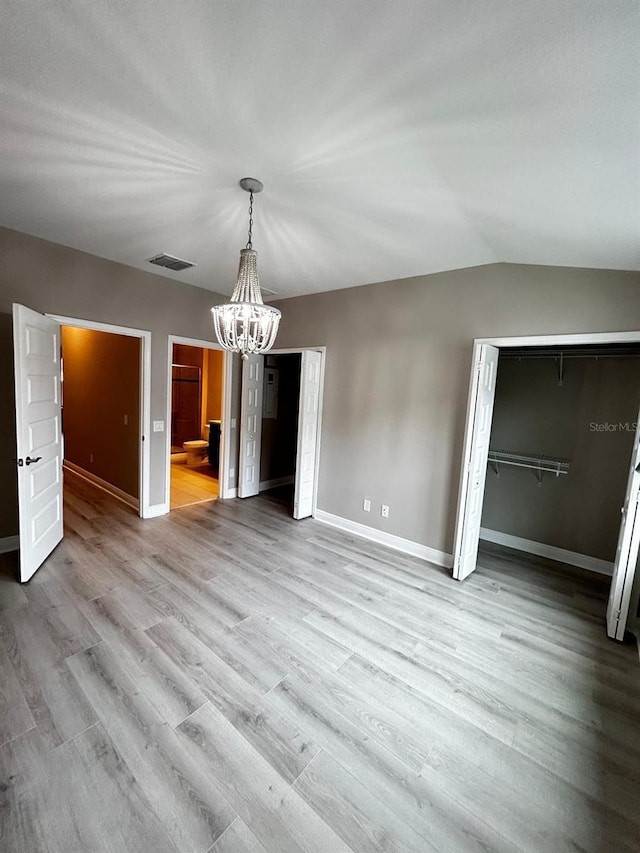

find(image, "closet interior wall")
[260,353,301,489]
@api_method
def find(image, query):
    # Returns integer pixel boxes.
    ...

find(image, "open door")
[453,344,500,581]
[238,354,264,499]
[12,304,63,582]
[293,350,322,520]
[607,406,640,640]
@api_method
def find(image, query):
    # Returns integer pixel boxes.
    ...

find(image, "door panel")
[453,344,500,581]
[607,405,640,640]
[13,304,63,582]
[293,350,322,519]
[238,355,264,498]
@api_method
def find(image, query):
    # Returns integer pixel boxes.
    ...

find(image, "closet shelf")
[487,450,571,485]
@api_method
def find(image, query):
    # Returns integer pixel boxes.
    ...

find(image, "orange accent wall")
[61,327,140,499]
[205,349,224,423]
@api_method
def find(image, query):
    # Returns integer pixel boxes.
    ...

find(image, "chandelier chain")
[246,191,254,249]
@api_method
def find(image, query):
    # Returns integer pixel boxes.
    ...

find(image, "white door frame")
[48,314,152,518]
[454,330,640,629]
[165,336,232,505]
[268,346,326,517]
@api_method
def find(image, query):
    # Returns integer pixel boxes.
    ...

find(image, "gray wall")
[260,354,301,484]
[481,356,640,561]
[273,263,640,556]
[0,225,240,537]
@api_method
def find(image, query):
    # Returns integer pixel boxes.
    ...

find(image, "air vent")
[148,253,196,272]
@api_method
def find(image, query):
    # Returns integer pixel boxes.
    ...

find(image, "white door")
[238,354,264,499]
[293,350,322,519]
[607,406,640,640]
[13,304,63,582]
[453,344,500,581]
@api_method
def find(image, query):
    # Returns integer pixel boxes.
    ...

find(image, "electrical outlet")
[153,420,164,432]
[229,468,235,478]
[381,504,389,518]
[231,418,237,428]
[363,499,371,512]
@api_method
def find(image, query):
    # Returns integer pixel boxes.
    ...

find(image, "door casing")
[48,314,151,518]
[165,335,232,505]
[454,330,640,641]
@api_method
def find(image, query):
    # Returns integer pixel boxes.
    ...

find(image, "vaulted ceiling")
[1,1,638,298]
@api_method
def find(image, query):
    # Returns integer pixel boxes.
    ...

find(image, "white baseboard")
[259,475,294,492]
[143,503,169,518]
[64,462,139,512]
[0,535,19,554]
[313,509,453,569]
[220,487,238,500]
[479,527,614,576]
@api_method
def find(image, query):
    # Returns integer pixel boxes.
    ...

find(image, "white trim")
[144,503,170,518]
[0,536,20,554]
[220,351,234,499]
[225,487,238,499]
[479,528,614,576]
[259,475,294,491]
[475,331,640,347]
[48,313,151,519]
[269,347,326,518]
[166,335,232,508]
[313,508,453,568]
[63,462,139,511]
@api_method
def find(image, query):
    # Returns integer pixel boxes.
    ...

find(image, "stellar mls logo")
[590,422,638,432]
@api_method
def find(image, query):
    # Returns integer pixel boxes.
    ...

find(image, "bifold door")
[13,303,63,581]
[238,354,264,498]
[453,344,500,581]
[293,350,322,519]
[607,405,640,640]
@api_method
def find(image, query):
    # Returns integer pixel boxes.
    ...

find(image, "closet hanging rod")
[487,450,571,485]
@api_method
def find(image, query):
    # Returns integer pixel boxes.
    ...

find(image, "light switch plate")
[231,418,237,428]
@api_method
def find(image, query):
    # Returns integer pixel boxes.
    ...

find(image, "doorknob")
[25,456,42,465]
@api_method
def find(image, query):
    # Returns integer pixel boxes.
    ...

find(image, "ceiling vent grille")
[148,253,196,272]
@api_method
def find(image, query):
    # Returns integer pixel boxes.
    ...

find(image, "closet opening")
[237,348,324,518]
[454,334,640,641]
[258,353,302,513]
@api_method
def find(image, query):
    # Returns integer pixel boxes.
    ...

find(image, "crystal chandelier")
[211,177,281,358]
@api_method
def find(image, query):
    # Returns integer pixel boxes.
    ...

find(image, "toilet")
[183,439,208,467]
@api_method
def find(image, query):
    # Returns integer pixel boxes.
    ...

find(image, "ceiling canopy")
[1,0,638,298]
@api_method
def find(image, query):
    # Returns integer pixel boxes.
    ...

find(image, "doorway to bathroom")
[166,336,231,510]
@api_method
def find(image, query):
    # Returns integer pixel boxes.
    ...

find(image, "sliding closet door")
[453,344,500,581]
[607,406,640,640]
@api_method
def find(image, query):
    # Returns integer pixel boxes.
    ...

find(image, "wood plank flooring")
[170,460,219,509]
[1,477,639,853]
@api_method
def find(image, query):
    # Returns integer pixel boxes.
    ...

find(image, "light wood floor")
[170,459,219,509]
[1,479,639,853]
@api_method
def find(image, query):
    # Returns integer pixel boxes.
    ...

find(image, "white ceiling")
[0,1,638,299]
